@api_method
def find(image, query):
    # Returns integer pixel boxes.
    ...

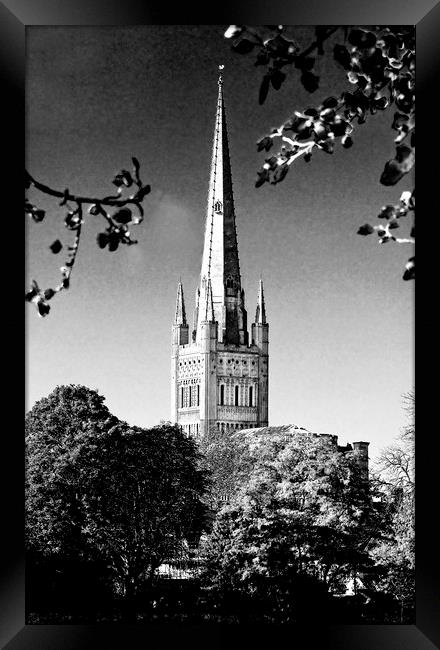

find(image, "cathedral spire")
[174,280,187,325]
[255,278,267,324]
[197,68,244,344]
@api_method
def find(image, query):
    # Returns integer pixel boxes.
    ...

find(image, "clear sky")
[25,25,414,460]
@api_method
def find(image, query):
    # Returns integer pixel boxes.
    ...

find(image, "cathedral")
[170,70,369,478]
[171,71,268,438]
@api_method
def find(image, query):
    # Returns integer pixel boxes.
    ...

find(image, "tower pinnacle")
[255,278,267,324]
[174,280,187,325]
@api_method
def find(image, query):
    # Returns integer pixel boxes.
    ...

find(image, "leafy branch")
[225,25,415,280]
[25,158,151,316]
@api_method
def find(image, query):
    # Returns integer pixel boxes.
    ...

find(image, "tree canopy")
[25,385,209,597]
[200,428,384,622]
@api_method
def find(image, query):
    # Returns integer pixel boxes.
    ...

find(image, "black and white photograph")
[0,3,434,644]
[23,22,417,628]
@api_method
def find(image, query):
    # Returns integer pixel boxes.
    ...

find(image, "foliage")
[225,25,415,280]
[199,429,382,622]
[25,385,209,598]
[25,158,151,317]
[369,390,415,621]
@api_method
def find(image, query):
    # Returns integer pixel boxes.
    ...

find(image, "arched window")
[235,385,239,406]
[220,384,225,406]
[249,385,253,407]
[214,200,223,213]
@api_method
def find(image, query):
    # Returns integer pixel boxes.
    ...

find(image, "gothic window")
[226,276,234,289]
[181,386,190,408]
[249,385,253,407]
[220,384,225,406]
[235,385,239,406]
[214,200,223,213]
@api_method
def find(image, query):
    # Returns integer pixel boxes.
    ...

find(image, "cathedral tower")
[171,70,269,438]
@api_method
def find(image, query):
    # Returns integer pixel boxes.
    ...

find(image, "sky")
[25,25,414,460]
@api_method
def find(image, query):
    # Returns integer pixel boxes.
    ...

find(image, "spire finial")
[218,64,224,86]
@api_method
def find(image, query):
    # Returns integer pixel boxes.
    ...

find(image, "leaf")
[357,224,374,235]
[64,211,82,230]
[348,29,376,49]
[257,136,273,152]
[303,107,319,118]
[380,147,414,186]
[224,25,244,39]
[270,68,286,90]
[333,44,351,69]
[232,38,255,55]
[32,209,46,223]
[134,184,151,201]
[108,235,119,252]
[259,74,270,105]
[255,169,270,188]
[402,257,415,281]
[377,205,396,219]
[395,145,415,170]
[265,33,297,56]
[300,71,319,93]
[97,232,109,249]
[322,96,338,109]
[271,164,289,184]
[320,140,334,154]
[341,135,353,148]
[112,207,133,225]
[37,299,50,317]
[25,287,38,302]
[49,239,63,254]
[44,288,56,300]
[112,174,125,187]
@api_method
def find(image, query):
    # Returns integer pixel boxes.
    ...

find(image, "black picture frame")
[4,0,437,647]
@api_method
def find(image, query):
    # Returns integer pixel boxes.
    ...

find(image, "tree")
[25,158,151,317]
[369,390,415,621]
[224,25,415,280]
[25,385,209,601]
[200,428,383,622]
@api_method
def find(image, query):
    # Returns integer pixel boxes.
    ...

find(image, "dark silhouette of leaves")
[300,70,320,93]
[112,208,133,225]
[232,38,255,55]
[403,257,415,280]
[26,159,149,315]
[49,240,63,254]
[358,224,374,235]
